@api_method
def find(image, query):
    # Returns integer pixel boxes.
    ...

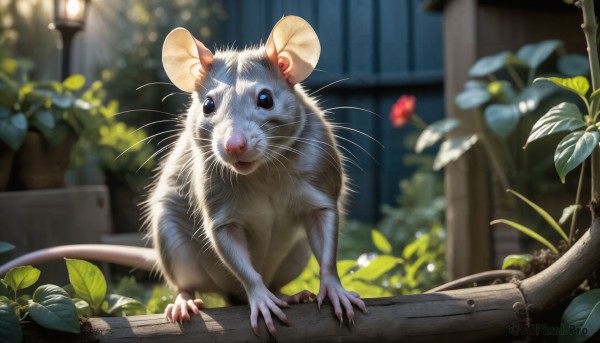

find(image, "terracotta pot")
[0,141,15,191]
[13,132,77,190]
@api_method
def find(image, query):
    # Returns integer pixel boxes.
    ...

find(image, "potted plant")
[14,75,99,189]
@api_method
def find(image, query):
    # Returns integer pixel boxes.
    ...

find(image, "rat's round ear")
[265,16,321,85]
[162,28,214,93]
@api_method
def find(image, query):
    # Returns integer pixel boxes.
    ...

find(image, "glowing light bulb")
[66,0,80,19]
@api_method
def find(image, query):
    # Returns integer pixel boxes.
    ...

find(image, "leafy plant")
[559,288,600,343]
[492,189,570,257]
[0,266,79,339]
[283,227,445,297]
[0,259,150,340]
[415,40,587,191]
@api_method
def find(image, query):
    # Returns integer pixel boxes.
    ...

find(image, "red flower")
[389,95,416,128]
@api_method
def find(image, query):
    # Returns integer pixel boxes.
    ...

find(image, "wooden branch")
[21,220,600,342]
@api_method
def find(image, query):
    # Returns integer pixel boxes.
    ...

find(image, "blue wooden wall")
[218,0,445,223]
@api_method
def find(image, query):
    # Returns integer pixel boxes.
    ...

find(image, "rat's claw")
[248,287,290,338]
[318,276,367,326]
[164,291,204,323]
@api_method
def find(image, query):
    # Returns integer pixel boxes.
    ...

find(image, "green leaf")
[371,230,392,254]
[415,118,460,153]
[2,266,41,295]
[0,301,21,343]
[469,51,514,77]
[559,204,582,225]
[516,82,559,115]
[433,134,479,170]
[491,219,559,254]
[51,94,74,109]
[559,288,600,343]
[337,260,358,277]
[0,113,28,150]
[517,40,563,69]
[525,102,586,147]
[555,130,599,183]
[0,242,15,254]
[502,254,532,270]
[65,259,107,314]
[31,110,55,130]
[507,189,569,243]
[454,88,491,110]
[350,255,398,281]
[28,285,79,334]
[104,294,145,316]
[484,104,520,138]
[536,76,590,98]
[558,54,591,77]
[62,75,85,91]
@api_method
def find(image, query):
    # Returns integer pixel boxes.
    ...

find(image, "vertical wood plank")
[412,0,444,71]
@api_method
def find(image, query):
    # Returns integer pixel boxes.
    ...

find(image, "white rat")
[0,16,366,336]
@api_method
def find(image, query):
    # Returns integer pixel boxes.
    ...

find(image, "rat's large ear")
[162,28,214,93]
[265,16,320,85]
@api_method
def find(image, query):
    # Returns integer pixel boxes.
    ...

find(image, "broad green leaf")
[62,74,85,91]
[491,219,559,254]
[72,298,92,317]
[484,104,520,138]
[0,113,27,150]
[350,256,398,281]
[536,76,590,98]
[104,294,145,316]
[454,88,491,110]
[502,254,532,270]
[0,283,9,298]
[28,285,79,334]
[65,259,107,314]
[487,81,516,103]
[337,260,358,277]
[464,80,488,90]
[51,94,74,109]
[0,301,21,343]
[2,266,41,295]
[559,288,600,343]
[559,204,582,225]
[0,242,14,254]
[433,134,479,170]
[558,54,591,77]
[9,113,27,131]
[516,82,559,115]
[507,189,569,243]
[469,51,514,77]
[402,234,430,260]
[525,102,586,147]
[31,110,55,130]
[555,130,599,183]
[371,230,392,254]
[517,40,563,69]
[415,118,460,153]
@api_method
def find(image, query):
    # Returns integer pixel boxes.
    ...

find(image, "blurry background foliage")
[99,0,227,137]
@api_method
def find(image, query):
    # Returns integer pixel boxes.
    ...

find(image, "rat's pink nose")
[225,133,247,155]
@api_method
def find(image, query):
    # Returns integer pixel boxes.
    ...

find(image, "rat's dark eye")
[257,90,274,109]
[203,97,216,115]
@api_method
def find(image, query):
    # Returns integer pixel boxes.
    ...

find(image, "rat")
[0,16,366,337]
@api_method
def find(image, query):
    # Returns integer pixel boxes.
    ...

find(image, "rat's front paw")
[165,290,204,323]
[248,287,290,337]
[318,276,366,325]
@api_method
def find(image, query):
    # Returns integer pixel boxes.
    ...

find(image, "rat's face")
[191,50,302,175]
[162,17,320,175]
